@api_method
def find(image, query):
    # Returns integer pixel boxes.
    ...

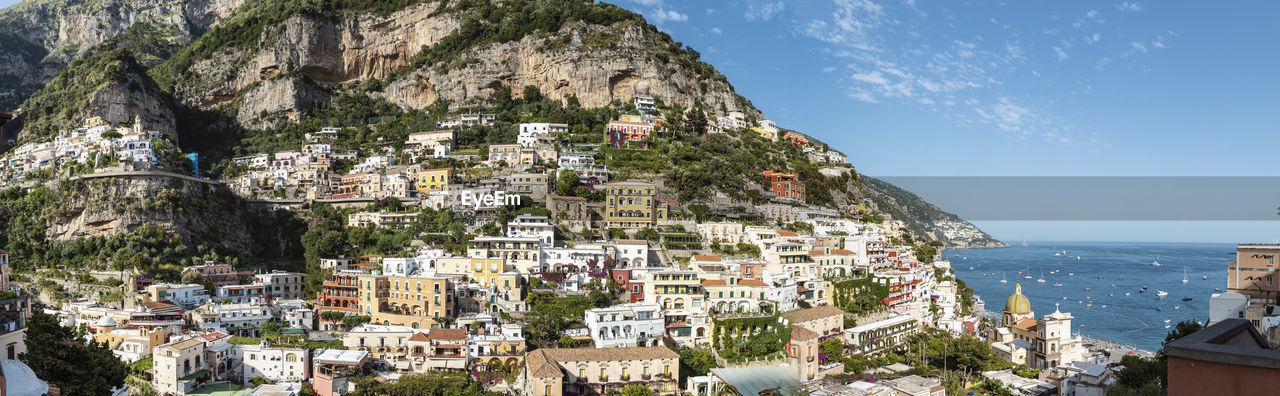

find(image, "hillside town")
[0,94,1145,396]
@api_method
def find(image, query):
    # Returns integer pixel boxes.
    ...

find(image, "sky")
[607,0,1280,243]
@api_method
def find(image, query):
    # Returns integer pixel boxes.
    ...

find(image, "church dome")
[95,315,117,328]
[1004,283,1032,314]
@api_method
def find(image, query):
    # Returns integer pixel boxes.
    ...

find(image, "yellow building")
[357,274,455,329]
[604,181,669,229]
[469,258,508,287]
[750,126,778,141]
[416,168,452,194]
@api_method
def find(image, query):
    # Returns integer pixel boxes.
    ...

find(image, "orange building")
[1165,319,1280,396]
[763,171,805,201]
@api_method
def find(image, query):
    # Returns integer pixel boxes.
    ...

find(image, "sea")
[951,241,1236,352]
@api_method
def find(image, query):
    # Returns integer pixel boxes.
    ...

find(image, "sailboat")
[1151,255,1161,267]
[1181,268,1189,284]
[1037,270,1046,283]
[1000,272,1008,284]
[1157,290,1169,297]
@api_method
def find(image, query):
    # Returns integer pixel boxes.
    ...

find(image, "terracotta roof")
[791,326,820,341]
[160,337,205,351]
[1011,318,1038,333]
[692,255,722,262]
[616,240,648,245]
[408,332,429,342]
[830,250,854,255]
[525,350,564,378]
[778,231,799,237]
[738,279,769,287]
[701,280,726,286]
[427,329,467,341]
[201,332,228,341]
[142,300,177,310]
[808,250,825,255]
[780,306,845,324]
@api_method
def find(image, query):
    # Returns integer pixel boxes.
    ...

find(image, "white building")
[1208,292,1250,325]
[147,283,211,309]
[238,344,310,386]
[585,303,665,348]
[507,215,555,247]
[517,123,569,147]
[845,315,919,356]
[253,271,307,301]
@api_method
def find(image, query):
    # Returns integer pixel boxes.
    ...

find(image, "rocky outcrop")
[382,22,750,113]
[0,0,244,111]
[47,176,252,250]
[171,2,755,128]
[84,79,178,137]
[236,77,331,130]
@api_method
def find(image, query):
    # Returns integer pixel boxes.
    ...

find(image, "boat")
[1000,272,1007,284]
[1076,256,1081,260]
[1101,305,1107,308]
[1203,275,1208,280]
[1164,319,1171,323]
[1164,325,1171,329]
[1151,256,1161,266]
[1182,297,1193,301]
[1215,288,1223,292]
[1068,273,1074,276]
[1125,292,1130,296]
[1037,270,1046,283]
[1139,289,1144,293]
[1054,283,1063,287]
[1097,276,1102,279]
[1084,288,1092,291]
[1156,307,1162,311]
[1181,268,1188,284]
[1157,290,1169,297]
[1024,275,1033,279]
[1174,305,1180,310]
[969,266,974,270]
[1054,252,1061,257]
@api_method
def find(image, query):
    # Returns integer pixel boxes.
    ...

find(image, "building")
[355,274,455,329]
[254,271,306,301]
[0,284,30,361]
[779,305,845,339]
[346,211,420,229]
[405,130,455,158]
[585,303,665,348]
[435,113,494,128]
[312,349,369,396]
[991,283,1083,369]
[1047,361,1114,396]
[238,344,310,386]
[153,337,210,395]
[517,123,569,147]
[1228,244,1280,301]
[845,315,919,356]
[524,346,679,396]
[508,172,551,202]
[634,95,656,112]
[604,181,668,229]
[416,168,452,195]
[316,271,362,330]
[1165,318,1280,396]
[181,263,251,286]
[488,144,523,167]
[343,325,422,361]
[606,120,655,149]
[146,283,211,309]
[507,215,555,247]
[763,171,806,201]
[546,194,590,225]
[882,375,946,396]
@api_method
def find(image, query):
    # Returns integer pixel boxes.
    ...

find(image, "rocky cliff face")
[169,2,755,129]
[0,0,243,111]
[48,176,251,249]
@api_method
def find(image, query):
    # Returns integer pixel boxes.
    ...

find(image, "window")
[600,368,607,380]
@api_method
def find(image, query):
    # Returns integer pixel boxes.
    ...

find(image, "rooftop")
[780,305,844,324]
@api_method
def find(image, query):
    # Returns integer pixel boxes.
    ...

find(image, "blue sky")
[609,0,1280,242]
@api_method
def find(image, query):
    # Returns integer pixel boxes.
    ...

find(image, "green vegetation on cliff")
[19,47,164,140]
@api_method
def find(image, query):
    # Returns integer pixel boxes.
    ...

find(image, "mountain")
[0,0,244,112]
[0,0,1003,254]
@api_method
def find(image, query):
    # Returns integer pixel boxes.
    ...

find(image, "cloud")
[1086,33,1101,44]
[1115,2,1142,12]
[648,7,688,23]
[848,89,879,103]
[710,27,722,35]
[745,1,785,22]
[822,66,837,73]
[851,70,890,85]
[1053,46,1070,61]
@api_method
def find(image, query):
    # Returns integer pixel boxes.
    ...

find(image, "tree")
[1164,320,1204,346]
[556,170,580,196]
[679,348,717,380]
[100,131,123,140]
[522,85,544,103]
[432,316,456,329]
[23,311,128,396]
[634,228,660,241]
[619,385,653,396]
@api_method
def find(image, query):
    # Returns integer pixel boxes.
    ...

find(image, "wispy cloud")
[1053,46,1070,61]
[745,1,786,22]
[1115,2,1143,12]
[648,7,687,23]
[710,27,723,35]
